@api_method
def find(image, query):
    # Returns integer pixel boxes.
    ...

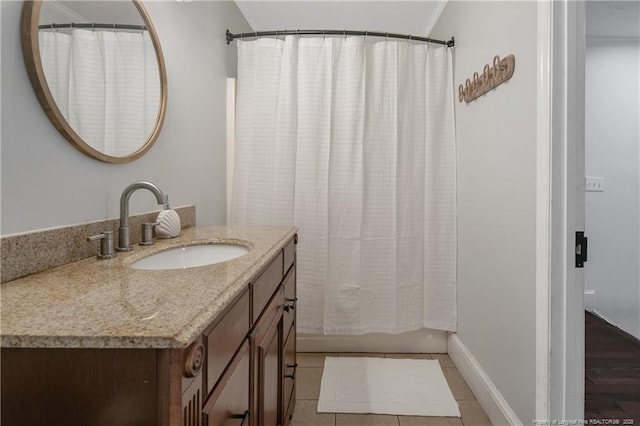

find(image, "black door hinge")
[576,231,588,268]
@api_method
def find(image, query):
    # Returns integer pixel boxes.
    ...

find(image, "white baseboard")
[591,309,640,341]
[447,334,521,425]
[591,309,619,329]
[297,329,447,353]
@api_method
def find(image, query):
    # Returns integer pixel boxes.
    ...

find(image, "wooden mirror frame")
[21,1,168,163]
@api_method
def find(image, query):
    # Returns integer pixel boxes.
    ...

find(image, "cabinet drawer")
[202,340,250,426]
[282,268,296,335]
[253,285,284,343]
[252,252,283,323]
[205,289,250,395]
[283,238,295,274]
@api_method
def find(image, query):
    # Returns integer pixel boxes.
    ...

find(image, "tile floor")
[289,353,492,426]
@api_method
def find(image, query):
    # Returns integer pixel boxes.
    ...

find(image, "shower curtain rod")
[39,23,148,31]
[226,29,454,47]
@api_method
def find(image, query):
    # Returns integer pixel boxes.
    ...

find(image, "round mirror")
[21,1,167,163]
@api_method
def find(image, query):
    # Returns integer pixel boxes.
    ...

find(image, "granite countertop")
[1,226,297,349]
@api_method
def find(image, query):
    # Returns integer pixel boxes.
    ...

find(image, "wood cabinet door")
[282,324,296,425]
[258,321,282,426]
[202,340,250,426]
[254,315,282,426]
[251,283,285,426]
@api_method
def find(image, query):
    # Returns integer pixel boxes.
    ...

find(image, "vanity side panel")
[1,347,159,426]
[157,347,186,426]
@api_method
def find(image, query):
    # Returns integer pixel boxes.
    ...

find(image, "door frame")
[537,0,586,421]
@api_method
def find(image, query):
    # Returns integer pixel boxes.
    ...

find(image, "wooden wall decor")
[458,54,515,103]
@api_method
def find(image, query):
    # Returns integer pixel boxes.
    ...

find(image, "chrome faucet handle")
[140,222,160,246]
[87,231,117,259]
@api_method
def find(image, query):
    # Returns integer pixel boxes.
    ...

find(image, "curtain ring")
[323,29,325,41]
[343,29,347,39]
[364,30,368,42]
[275,29,278,40]
[297,29,300,39]
[386,32,389,43]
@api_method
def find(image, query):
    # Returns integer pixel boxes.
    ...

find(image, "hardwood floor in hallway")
[585,311,640,423]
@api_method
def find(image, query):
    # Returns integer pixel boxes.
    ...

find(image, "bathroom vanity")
[1,226,297,426]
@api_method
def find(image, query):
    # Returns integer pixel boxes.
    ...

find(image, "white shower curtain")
[231,36,456,334]
[39,29,160,156]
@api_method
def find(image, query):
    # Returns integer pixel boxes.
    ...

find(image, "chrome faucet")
[117,181,169,252]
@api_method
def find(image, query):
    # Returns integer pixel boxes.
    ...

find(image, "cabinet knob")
[184,342,205,378]
[285,362,298,380]
[283,297,297,313]
[230,410,250,426]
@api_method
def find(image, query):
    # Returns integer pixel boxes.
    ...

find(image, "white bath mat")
[317,357,460,417]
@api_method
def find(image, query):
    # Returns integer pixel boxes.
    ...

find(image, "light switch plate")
[585,177,604,192]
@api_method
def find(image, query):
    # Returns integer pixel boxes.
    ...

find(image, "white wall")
[431,2,538,423]
[1,1,251,235]
[585,37,640,338]
[235,1,445,35]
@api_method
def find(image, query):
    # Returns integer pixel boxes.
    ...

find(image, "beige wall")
[1,1,251,235]
[431,2,538,423]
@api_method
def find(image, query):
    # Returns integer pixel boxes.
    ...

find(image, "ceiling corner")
[234,1,257,32]
[423,0,448,35]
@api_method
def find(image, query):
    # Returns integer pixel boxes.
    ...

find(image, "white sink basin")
[130,244,249,270]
